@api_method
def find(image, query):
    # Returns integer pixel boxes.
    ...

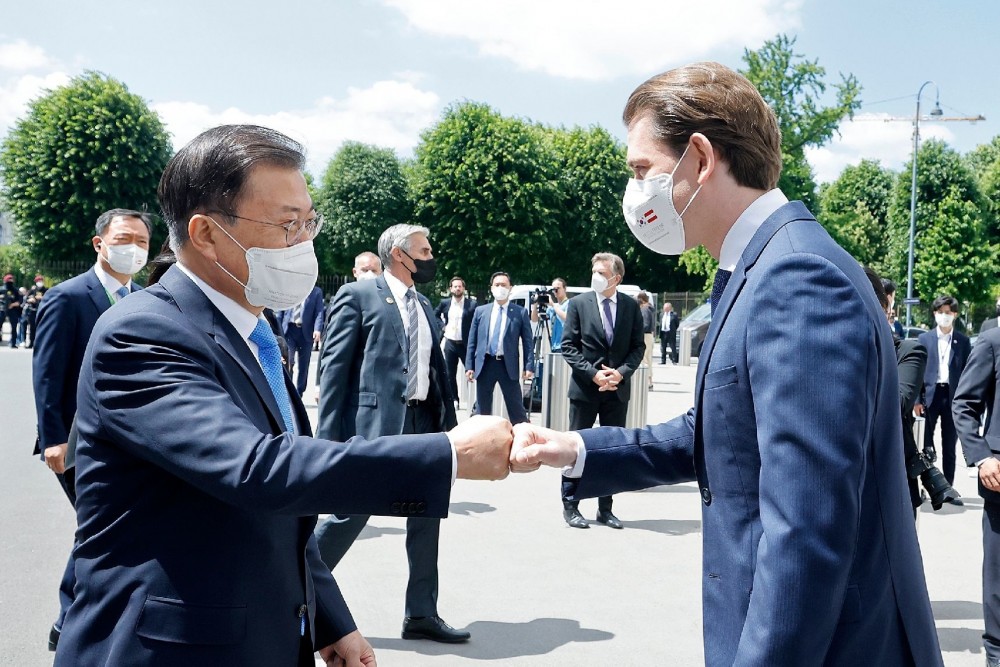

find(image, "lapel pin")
[386,297,394,304]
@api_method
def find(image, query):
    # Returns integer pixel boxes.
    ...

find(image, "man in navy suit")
[953,328,1000,666]
[277,285,325,395]
[915,294,972,493]
[466,271,534,424]
[559,252,645,530]
[55,125,513,667]
[32,207,150,651]
[510,63,941,666]
[315,224,470,644]
[435,276,476,407]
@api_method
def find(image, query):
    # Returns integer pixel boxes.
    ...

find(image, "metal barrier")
[678,325,695,366]
[625,364,650,428]
[543,353,572,430]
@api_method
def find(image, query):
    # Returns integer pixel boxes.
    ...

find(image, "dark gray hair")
[157,125,306,251]
[378,224,430,267]
[95,208,153,237]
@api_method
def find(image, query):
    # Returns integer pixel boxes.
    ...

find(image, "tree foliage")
[740,34,861,211]
[313,142,412,275]
[818,159,894,273]
[0,72,172,262]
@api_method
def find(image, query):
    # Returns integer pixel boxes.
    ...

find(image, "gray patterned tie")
[405,289,419,400]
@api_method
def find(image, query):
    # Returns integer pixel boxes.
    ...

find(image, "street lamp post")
[904,81,942,328]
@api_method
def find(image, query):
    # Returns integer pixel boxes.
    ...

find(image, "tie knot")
[116,286,129,300]
[249,318,278,349]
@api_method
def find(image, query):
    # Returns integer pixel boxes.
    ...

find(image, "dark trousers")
[660,329,678,364]
[22,312,36,347]
[313,403,441,618]
[284,326,313,396]
[561,396,629,513]
[984,502,1000,660]
[7,311,19,346]
[924,385,958,483]
[474,356,528,424]
[55,468,77,629]
[442,339,466,405]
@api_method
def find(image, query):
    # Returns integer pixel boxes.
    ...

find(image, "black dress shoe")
[563,508,589,529]
[48,624,60,651]
[596,510,624,529]
[402,616,470,643]
[946,496,965,506]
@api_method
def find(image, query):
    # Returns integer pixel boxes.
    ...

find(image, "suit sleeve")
[435,299,447,323]
[465,309,481,373]
[308,535,358,648]
[916,332,932,404]
[617,300,646,381]
[735,254,874,664]
[311,290,325,334]
[84,307,453,517]
[561,299,597,379]
[953,335,997,465]
[317,288,362,442]
[520,309,534,370]
[32,286,76,452]
[896,340,927,412]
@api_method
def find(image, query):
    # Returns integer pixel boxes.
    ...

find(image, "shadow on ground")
[618,518,701,535]
[357,525,407,540]
[932,600,985,655]
[450,502,497,516]
[369,617,614,659]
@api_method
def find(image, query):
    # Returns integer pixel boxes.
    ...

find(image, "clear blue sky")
[1,0,996,183]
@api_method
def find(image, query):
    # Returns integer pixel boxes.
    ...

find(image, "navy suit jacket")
[32,267,140,456]
[56,266,453,666]
[561,291,645,404]
[317,275,457,442]
[917,328,971,405]
[568,202,941,666]
[277,285,325,339]
[953,328,1000,504]
[466,301,533,382]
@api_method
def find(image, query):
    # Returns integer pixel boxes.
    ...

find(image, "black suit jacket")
[32,267,141,456]
[58,266,452,666]
[917,328,971,405]
[435,297,476,349]
[954,328,1000,504]
[318,275,457,443]
[561,291,645,404]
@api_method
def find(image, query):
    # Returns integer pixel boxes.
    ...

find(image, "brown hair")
[623,62,782,191]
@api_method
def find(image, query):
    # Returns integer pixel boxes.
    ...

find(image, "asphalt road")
[0,345,989,666]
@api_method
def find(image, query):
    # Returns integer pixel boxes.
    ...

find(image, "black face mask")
[401,249,437,284]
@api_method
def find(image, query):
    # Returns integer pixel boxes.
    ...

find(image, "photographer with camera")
[530,278,569,351]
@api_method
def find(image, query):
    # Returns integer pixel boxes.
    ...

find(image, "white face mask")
[935,313,955,328]
[103,243,148,275]
[621,143,702,255]
[491,286,510,301]
[591,272,609,294]
[356,270,377,281]
[210,217,319,311]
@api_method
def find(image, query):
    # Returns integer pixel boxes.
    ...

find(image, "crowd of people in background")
[1,272,47,348]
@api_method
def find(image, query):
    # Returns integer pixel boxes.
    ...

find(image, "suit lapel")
[84,268,113,317]
[159,266,287,435]
[376,276,407,355]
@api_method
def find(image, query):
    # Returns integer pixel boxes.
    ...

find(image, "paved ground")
[0,343,989,666]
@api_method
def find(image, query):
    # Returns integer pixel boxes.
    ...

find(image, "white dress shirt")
[384,272,431,401]
[936,328,953,384]
[565,189,790,479]
[444,297,465,341]
[487,302,510,355]
[597,290,618,333]
[94,261,133,304]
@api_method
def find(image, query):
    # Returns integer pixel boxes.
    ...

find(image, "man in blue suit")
[315,224,470,644]
[466,271,534,424]
[510,63,942,666]
[32,207,150,651]
[915,294,972,493]
[277,285,325,395]
[55,125,513,667]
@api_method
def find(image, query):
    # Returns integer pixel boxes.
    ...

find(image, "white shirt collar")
[936,327,953,340]
[717,189,789,272]
[94,261,131,295]
[383,271,415,302]
[176,262,259,343]
[596,290,617,304]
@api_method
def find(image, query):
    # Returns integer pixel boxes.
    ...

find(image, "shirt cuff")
[447,436,458,485]
[977,457,994,467]
[562,433,587,478]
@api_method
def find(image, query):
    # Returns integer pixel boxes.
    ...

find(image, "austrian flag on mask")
[639,209,658,225]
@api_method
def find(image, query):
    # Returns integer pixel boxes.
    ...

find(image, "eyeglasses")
[215,211,325,246]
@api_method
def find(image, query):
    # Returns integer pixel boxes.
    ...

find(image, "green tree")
[966,136,1000,246]
[410,102,561,287]
[740,34,862,210]
[0,72,172,262]
[314,142,412,275]
[818,159,895,272]
[887,139,993,318]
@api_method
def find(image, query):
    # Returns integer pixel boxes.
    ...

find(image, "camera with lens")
[907,451,960,510]
[530,287,557,310]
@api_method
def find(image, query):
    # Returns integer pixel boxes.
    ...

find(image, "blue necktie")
[602,298,615,345]
[405,290,420,400]
[489,305,504,356]
[710,269,733,316]
[248,318,294,433]
[115,286,129,302]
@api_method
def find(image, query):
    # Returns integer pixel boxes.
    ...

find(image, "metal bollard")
[543,352,572,431]
[678,325,694,366]
[625,364,650,428]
